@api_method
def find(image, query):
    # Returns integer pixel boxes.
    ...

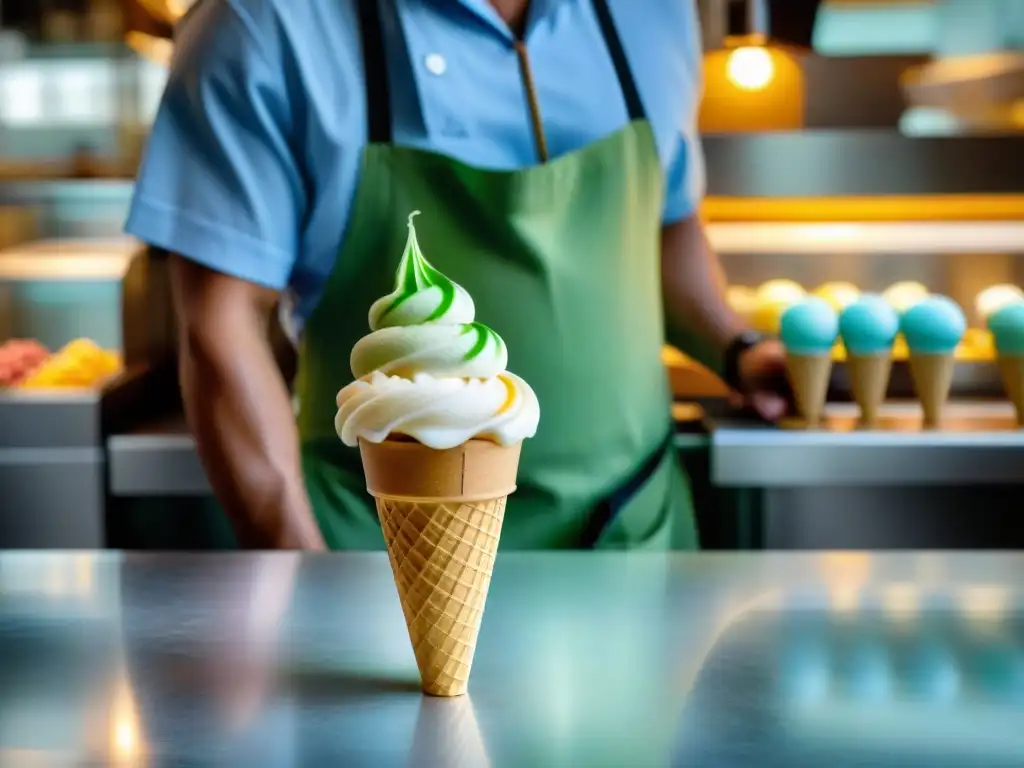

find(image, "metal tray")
[776,401,1020,434]
[828,360,1004,401]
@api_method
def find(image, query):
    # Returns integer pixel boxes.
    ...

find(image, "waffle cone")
[908,353,955,429]
[997,355,1024,427]
[847,353,892,428]
[785,354,832,428]
[359,439,522,697]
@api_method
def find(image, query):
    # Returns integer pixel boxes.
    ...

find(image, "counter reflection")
[0,557,121,765]
[118,555,299,765]
[0,551,108,600]
[117,554,433,766]
[675,585,1024,767]
[409,696,491,768]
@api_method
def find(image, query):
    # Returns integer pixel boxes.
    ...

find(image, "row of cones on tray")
[786,351,1024,429]
[360,437,521,697]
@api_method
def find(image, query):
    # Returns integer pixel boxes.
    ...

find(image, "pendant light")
[699,0,807,133]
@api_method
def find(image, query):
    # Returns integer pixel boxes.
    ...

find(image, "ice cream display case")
[668,222,1024,547]
[0,238,175,547]
[698,218,1024,418]
[656,131,1024,548]
[717,227,1022,403]
[669,218,1024,403]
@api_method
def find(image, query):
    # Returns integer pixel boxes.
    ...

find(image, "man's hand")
[733,339,790,422]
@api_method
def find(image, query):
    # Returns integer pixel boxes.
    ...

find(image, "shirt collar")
[445,0,571,39]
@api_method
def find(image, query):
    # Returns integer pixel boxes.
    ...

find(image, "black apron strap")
[356,0,393,144]
[590,0,647,123]
[579,428,675,548]
[359,0,644,142]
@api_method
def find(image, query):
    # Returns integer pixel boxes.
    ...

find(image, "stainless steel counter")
[107,415,208,496]
[108,401,1024,498]
[1,552,1022,766]
[710,401,1024,487]
[102,405,1024,548]
[0,392,107,547]
[704,401,1024,548]
[107,422,714,497]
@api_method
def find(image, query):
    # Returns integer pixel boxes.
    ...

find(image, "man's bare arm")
[170,255,325,550]
[661,213,747,373]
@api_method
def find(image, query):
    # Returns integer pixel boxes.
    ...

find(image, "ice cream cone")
[360,438,522,697]
[847,353,892,428]
[785,354,832,428]
[997,355,1024,427]
[908,353,956,429]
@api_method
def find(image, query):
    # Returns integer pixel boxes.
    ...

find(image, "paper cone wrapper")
[847,353,892,428]
[908,353,956,429]
[785,354,832,428]
[359,438,522,697]
[997,355,1024,427]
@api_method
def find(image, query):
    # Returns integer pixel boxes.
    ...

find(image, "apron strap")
[356,0,393,144]
[590,0,647,123]
[579,428,675,548]
[357,0,647,145]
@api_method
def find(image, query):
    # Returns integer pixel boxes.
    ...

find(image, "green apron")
[295,0,698,551]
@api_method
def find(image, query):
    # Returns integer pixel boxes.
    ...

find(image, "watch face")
[735,332,764,351]
[745,331,766,345]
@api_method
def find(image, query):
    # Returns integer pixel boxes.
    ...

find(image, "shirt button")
[424,53,447,76]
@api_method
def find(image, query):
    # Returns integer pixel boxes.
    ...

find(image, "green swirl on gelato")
[353,212,508,380]
[371,212,460,329]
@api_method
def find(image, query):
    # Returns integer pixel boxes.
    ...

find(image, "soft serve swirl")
[335,212,539,450]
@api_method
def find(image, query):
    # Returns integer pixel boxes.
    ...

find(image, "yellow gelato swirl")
[336,212,539,450]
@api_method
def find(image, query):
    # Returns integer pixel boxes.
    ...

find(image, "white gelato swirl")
[351,323,507,380]
[369,282,475,330]
[335,211,539,449]
[336,371,539,450]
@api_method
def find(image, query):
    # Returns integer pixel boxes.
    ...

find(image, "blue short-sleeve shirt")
[126,0,705,328]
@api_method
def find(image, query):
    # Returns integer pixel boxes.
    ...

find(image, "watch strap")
[722,331,764,392]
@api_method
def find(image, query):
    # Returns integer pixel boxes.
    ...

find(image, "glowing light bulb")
[726,46,775,92]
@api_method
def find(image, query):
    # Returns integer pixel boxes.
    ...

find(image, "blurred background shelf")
[0,0,1022,549]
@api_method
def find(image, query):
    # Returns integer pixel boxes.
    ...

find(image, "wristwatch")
[722,331,764,393]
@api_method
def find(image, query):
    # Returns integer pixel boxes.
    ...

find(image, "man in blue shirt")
[127,0,787,550]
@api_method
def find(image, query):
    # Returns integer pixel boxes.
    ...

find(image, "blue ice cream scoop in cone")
[901,296,966,429]
[988,301,1024,427]
[840,295,900,428]
[780,298,839,429]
